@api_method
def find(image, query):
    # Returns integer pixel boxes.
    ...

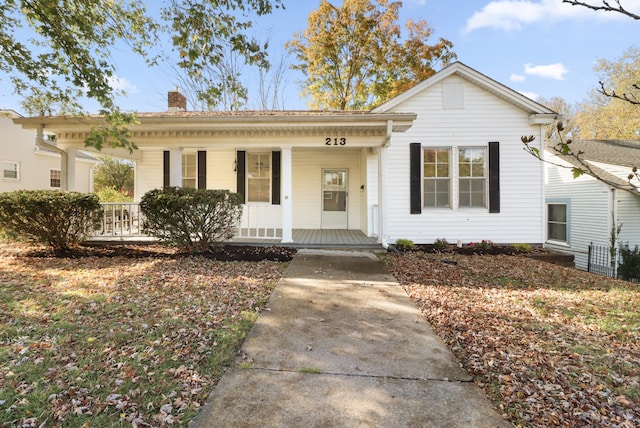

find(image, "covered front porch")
[92,202,381,248]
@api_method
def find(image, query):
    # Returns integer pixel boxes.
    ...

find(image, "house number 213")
[325,137,347,146]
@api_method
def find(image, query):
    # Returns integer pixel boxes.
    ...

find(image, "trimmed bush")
[0,190,103,252]
[395,238,415,251]
[140,187,242,252]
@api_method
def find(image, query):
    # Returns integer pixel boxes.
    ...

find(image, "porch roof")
[13,110,417,148]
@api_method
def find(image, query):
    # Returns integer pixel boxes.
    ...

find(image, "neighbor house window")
[548,204,567,242]
[423,149,450,207]
[50,169,61,188]
[458,147,486,208]
[3,161,19,180]
[182,153,197,188]
[247,152,270,202]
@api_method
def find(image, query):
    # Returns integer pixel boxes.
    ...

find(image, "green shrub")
[140,187,242,252]
[433,238,449,252]
[470,239,494,252]
[0,190,102,253]
[511,243,532,252]
[95,186,133,202]
[395,238,415,251]
[618,243,640,281]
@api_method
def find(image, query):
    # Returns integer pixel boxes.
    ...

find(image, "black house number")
[325,137,347,146]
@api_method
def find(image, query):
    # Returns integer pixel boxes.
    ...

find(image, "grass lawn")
[389,252,640,428]
[0,244,286,427]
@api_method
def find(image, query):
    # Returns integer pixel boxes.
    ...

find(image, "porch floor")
[231,229,381,248]
[89,229,382,249]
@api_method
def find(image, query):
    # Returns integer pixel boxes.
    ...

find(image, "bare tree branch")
[598,80,640,105]
[562,0,640,20]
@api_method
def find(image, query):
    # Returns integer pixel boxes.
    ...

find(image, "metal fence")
[587,242,639,282]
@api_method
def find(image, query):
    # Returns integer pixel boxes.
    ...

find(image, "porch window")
[50,169,61,188]
[3,161,19,180]
[182,153,197,188]
[547,203,567,242]
[247,153,271,203]
[458,147,486,208]
[423,149,450,207]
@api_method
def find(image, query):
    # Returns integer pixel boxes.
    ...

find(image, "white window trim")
[457,146,488,210]
[422,147,452,209]
[246,152,271,204]
[546,199,570,245]
[2,160,20,181]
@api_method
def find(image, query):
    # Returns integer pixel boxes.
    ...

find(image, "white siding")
[0,116,95,193]
[545,155,612,270]
[292,149,361,230]
[135,151,164,200]
[616,191,640,249]
[382,76,545,245]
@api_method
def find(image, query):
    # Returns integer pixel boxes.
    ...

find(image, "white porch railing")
[236,204,282,239]
[93,202,282,240]
[94,202,146,237]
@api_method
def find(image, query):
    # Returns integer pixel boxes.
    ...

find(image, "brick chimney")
[168,89,187,112]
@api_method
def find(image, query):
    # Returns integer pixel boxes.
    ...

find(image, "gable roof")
[545,139,640,191]
[372,61,557,123]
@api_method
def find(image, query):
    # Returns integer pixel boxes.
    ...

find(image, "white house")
[13,62,556,246]
[1,110,97,193]
[544,139,640,271]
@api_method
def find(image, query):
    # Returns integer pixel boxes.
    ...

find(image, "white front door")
[322,169,348,229]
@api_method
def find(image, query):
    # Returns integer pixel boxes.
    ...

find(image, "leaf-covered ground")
[0,244,287,427]
[389,253,640,428]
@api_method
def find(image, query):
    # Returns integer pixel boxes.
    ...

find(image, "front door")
[322,169,348,229]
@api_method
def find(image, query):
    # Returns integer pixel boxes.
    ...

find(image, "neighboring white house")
[1,110,97,193]
[13,62,556,246]
[544,139,640,271]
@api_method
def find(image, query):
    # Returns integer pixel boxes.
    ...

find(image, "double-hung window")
[50,169,61,188]
[423,149,450,208]
[182,153,197,188]
[547,203,567,242]
[3,161,19,180]
[247,153,271,203]
[458,147,486,208]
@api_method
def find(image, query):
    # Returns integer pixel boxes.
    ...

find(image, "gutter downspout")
[37,125,68,190]
[378,120,393,249]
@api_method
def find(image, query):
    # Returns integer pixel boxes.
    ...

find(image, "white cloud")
[108,76,138,93]
[524,62,568,80]
[518,91,540,100]
[464,0,640,33]
[510,73,526,82]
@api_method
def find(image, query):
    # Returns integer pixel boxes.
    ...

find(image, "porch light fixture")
[232,157,238,172]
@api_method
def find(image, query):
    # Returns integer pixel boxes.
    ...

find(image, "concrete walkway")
[191,250,512,428]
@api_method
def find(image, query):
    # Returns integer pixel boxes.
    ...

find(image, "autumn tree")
[523,1,640,194]
[0,0,283,151]
[286,0,456,110]
[573,47,640,139]
[538,96,578,141]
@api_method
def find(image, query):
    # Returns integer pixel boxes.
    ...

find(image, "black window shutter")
[197,151,207,189]
[410,143,422,214]
[236,151,246,204]
[488,141,500,213]
[271,151,281,205]
[163,151,170,188]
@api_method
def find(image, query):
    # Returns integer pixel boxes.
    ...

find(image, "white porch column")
[281,146,293,243]
[169,148,183,187]
[66,148,77,191]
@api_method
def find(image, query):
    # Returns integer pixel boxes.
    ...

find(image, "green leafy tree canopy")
[0,0,283,152]
[93,156,134,197]
[286,0,455,110]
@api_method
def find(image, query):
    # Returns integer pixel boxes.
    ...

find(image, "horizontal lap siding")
[618,193,640,248]
[383,76,544,244]
[292,150,361,230]
[545,158,611,270]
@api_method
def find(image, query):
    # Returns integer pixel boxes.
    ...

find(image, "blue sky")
[2,0,640,113]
